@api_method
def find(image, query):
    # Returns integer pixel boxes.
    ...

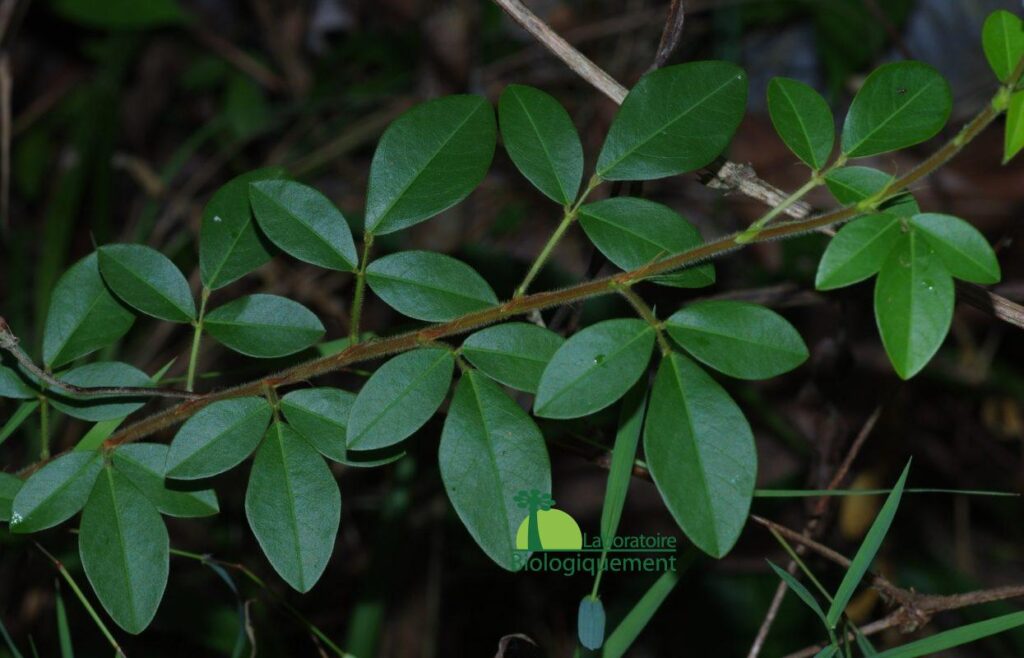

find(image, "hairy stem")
[617,285,671,354]
[349,233,374,344]
[186,287,210,392]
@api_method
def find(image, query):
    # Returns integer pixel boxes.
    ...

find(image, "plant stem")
[95,77,1017,450]
[38,397,49,460]
[186,287,210,393]
[617,285,670,354]
[514,174,601,298]
[349,234,374,344]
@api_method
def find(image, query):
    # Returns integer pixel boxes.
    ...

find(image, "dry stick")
[648,0,686,72]
[189,24,286,92]
[746,407,882,658]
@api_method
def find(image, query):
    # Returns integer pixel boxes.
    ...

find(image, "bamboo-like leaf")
[600,383,647,543]
[767,560,828,627]
[603,571,680,658]
[873,610,1024,658]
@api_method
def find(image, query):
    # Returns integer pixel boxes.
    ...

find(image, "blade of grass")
[874,610,1024,658]
[603,569,682,658]
[853,624,877,656]
[754,488,1016,498]
[0,400,38,446]
[826,461,911,628]
[55,583,74,658]
[767,561,829,628]
[0,614,25,658]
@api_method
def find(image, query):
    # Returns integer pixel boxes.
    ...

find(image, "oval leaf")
[43,253,135,369]
[204,294,325,358]
[364,95,496,235]
[578,596,607,650]
[1004,90,1024,164]
[98,244,195,322]
[0,473,22,522]
[199,167,285,290]
[874,231,954,379]
[112,444,219,518]
[439,372,551,570]
[49,362,151,421]
[534,318,655,419]
[461,322,564,393]
[366,251,498,322]
[498,84,583,204]
[644,352,756,557]
[824,166,918,217]
[245,423,340,592]
[910,213,1000,284]
[79,467,169,634]
[249,179,358,272]
[841,61,951,158]
[982,10,1024,83]
[10,450,102,533]
[347,348,455,451]
[0,365,36,399]
[815,213,902,290]
[597,61,747,180]
[767,77,835,170]
[165,397,273,479]
[578,197,714,288]
[665,301,808,379]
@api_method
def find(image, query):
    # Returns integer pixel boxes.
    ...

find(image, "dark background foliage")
[1,0,1023,656]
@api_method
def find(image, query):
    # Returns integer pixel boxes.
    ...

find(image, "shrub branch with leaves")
[1,6,1023,656]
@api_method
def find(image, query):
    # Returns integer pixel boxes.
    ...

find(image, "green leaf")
[766,560,828,627]
[204,294,325,358]
[910,213,1000,284]
[815,213,902,290]
[578,197,714,288]
[364,95,496,235]
[665,301,808,379]
[0,401,39,446]
[824,166,893,205]
[249,180,358,272]
[577,595,606,650]
[766,77,835,170]
[51,0,183,29]
[644,352,756,557]
[600,383,646,543]
[603,571,680,658]
[365,251,498,322]
[79,466,169,634]
[245,423,340,592]
[347,348,455,451]
[42,253,135,369]
[826,461,909,628]
[11,450,100,536]
[597,61,747,180]
[48,362,151,421]
[199,167,285,290]
[874,610,1024,658]
[813,646,839,658]
[460,322,564,393]
[1004,91,1024,164]
[439,372,551,570]
[165,397,273,479]
[982,10,1024,83]
[97,244,195,322]
[874,232,954,379]
[0,473,23,522]
[841,61,951,158]
[112,444,219,518]
[534,319,654,419]
[0,365,36,399]
[498,84,583,204]
[281,387,403,467]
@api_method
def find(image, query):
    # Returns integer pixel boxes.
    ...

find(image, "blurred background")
[1,0,1024,656]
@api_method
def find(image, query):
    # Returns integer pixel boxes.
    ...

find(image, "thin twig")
[648,0,686,72]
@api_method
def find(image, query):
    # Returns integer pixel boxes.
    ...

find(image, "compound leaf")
[439,372,551,571]
[347,348,454,451]
[204,294,325,358]
[79,466,169,634]
[365,95,496,235]
[665,301,808,379]
[165,397,272,479]
[534,319,655,419]
[461,322,564,393]
[597,61,747,180]
[644,352,756,557]
[98,244,195,322]
[366,251,498,322]
[43,253,135,369]
[245,423,340,592]
[10,450,102,533]
[841,62,951,158]
[499,84,583,204]
[249,179,358,272]
[767,77,835,170]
